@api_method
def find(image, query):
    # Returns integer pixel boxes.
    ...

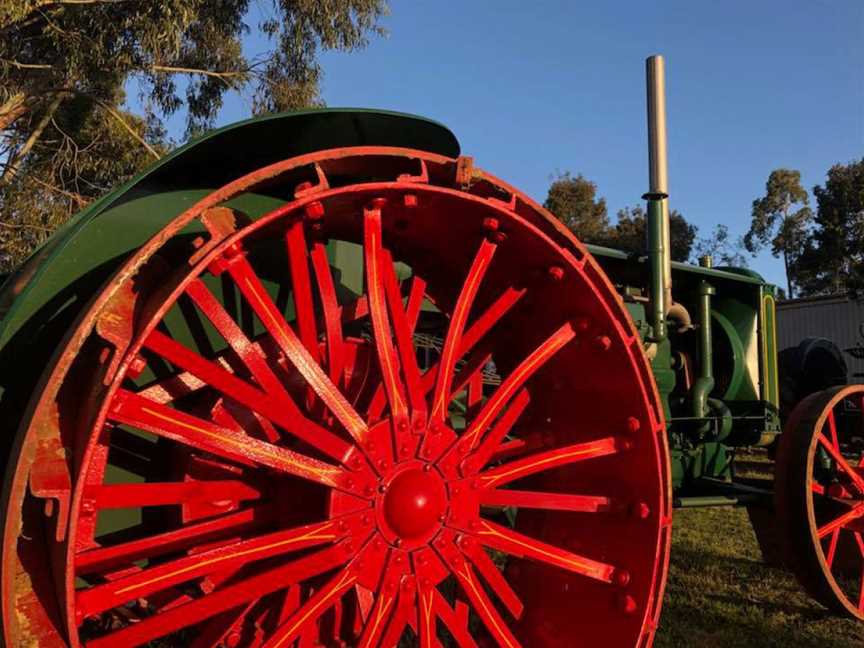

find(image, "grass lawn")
[655,506,864,647]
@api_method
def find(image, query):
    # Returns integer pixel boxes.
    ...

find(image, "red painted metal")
[2,147,671,646]
[776,384,864,620]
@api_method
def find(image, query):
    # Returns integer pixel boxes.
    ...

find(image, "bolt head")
[305,201,324,221]
[620,594,638,615]
[482,217,500,232]
[634,502,651,520]
[614,569,631,587]
[594,335,612,351]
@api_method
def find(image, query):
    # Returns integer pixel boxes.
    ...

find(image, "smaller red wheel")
[776,384,864,619]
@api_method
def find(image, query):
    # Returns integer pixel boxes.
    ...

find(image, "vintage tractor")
[0,56,861,648]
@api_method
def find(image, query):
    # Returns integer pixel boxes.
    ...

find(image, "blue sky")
[153,1,863,289]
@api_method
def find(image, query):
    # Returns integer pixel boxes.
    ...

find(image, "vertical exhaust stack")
[645,54,673,342]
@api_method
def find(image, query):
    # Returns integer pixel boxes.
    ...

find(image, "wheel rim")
[3,148,671,647]
[777,384,864,619]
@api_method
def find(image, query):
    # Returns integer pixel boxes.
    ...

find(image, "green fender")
[0,109,459,357]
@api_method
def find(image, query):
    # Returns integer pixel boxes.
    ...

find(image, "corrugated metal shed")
[777,295,864,381]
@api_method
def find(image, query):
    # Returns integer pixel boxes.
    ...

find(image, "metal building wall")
[776,295,864,382]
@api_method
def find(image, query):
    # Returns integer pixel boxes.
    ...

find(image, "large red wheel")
[776,384,864,619]
[3,148,671,647]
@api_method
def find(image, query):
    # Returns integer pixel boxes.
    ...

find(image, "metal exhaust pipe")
[644,54,673,341]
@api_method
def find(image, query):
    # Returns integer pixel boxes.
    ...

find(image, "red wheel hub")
[382,467,446,540]
[2,147,671,647]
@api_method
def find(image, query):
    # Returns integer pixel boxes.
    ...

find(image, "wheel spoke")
[817,502,864,538]
[85,543,354,648]
[261,571,357,647]
[817,433,864,494]
[856,532,864,611]
[826,528,840,568]
[144,326,351,462]
[450,348,493,407]
[428,589,478,648]
[365,273,426,424]
[263,539,384,648]
[77,519,345,619]
[417,586,438,648]
[467,389,530,472]
[448,557,521,648]
[311,242,347,385]
[477,436,619,489]
[480,489,612,513]
[189,602,256,648]
[83,480,259,510]
[228,255,369,445]
[381,250,427,426]
[75,506,270,574]
[357,554,405,648]
[431,239,497,425]
[457,537,524,619]
[418,286,526,399]
[378,578,417,648]
[828,409,841,451]
[285,219,320,362]
[474,519,616,584]
[364,202,409,428]
[108,390,353,490]
[459,323,575,451]
[186,279,292,403]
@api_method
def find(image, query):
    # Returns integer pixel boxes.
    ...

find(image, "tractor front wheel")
[776,384,864,619]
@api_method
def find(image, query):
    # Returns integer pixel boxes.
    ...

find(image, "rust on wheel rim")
[3,148,671,647]
[776,384,864,620]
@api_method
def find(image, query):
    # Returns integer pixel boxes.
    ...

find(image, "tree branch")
[0,92,64,186]
[31,0,136,7]
[28,174,88,207]
[0,58,53,70]
[92,98,160,160]
[151,64,248,80]
[0,92,32,132]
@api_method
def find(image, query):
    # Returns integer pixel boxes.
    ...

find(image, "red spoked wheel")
[3,148,671,647]
[776,384,864,619]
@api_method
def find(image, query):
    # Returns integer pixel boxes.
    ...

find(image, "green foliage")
[607,205,697,262]
[543,173,697,262]
[792,159,864,296]
[543,172,609,242]
[0,0,387,272]
[744,169,812,297]
[694,224,748,268]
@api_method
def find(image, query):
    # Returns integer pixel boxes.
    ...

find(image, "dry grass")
[655,506,864,647]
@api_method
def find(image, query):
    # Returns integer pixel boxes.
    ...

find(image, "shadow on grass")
[656,509,864,648]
